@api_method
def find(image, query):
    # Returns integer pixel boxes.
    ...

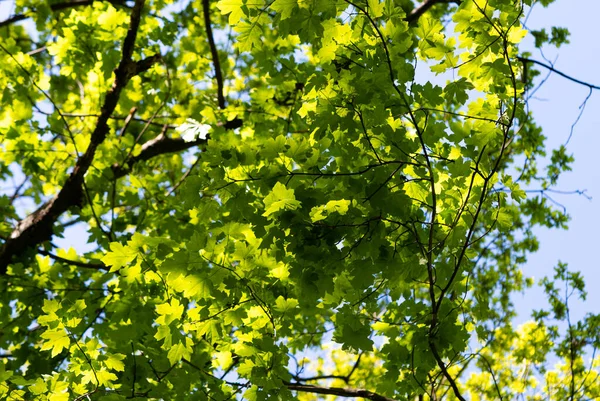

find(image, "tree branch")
[406,0,461,23]
[518,57,600,91]
[202,0,226,109]
[118,107,138,137]
[291,374,350,382]
[0,0,156,275]
[112,134,207,178]
[37,249,107,270]
[286,383,397,401]
[111,117,243,178]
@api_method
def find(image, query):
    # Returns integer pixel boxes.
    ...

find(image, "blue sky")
[516,0,600,322]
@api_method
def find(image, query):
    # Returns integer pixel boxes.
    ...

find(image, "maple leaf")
[216,0,245,25]
[167,338,193,365]
[262,182,301,217]
[40,328,70,357]
[101,242,138,272]
[270,0,297,20]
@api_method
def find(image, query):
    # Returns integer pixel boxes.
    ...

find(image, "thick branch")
[202,0,226,109]
[406,0,461,23]
[0,0,155,275]
[0,0,126,28]
[112,134,207,178]
[286,383,397,401]
[111,117,243,178]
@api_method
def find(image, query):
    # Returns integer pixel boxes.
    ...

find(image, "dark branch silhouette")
[111,117,242,178]
[202,0,226,109]
[286,382,397,401]
[519,57,600,91]
[112,134,208,178]
[406,0,461,23]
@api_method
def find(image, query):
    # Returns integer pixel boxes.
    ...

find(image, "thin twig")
[166,155,203,196]
[566,87,592,145]
[37,249,107,270]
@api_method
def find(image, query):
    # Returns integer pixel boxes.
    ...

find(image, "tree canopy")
[0,0,598,400]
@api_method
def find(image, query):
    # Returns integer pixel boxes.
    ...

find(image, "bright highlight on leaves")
[101,242,138,272]
[310,199,351,222]
[40,328,70,357]
[176,118,211,142]
[262,182,301,217]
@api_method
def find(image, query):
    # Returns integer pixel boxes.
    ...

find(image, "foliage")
[0,0,598,400]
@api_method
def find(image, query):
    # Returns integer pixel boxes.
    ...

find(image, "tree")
[0,0,598,399]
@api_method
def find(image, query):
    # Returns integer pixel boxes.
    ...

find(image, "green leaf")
[156,298,184,326]
[216,0,245,25]
[96,370,118,386]
[42,299,61,314]
[270,0,297,20]
[274,296,299,313]
[101,242,138,272]
[28,378,47,395]
[334,320,374,352]
[40,328,70,357]
[167,338,193,365]
[171,273,212,299]
[105,353,126,372]
[235,21,263,52]
[262,182,301,217]
[310,199,351,222]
